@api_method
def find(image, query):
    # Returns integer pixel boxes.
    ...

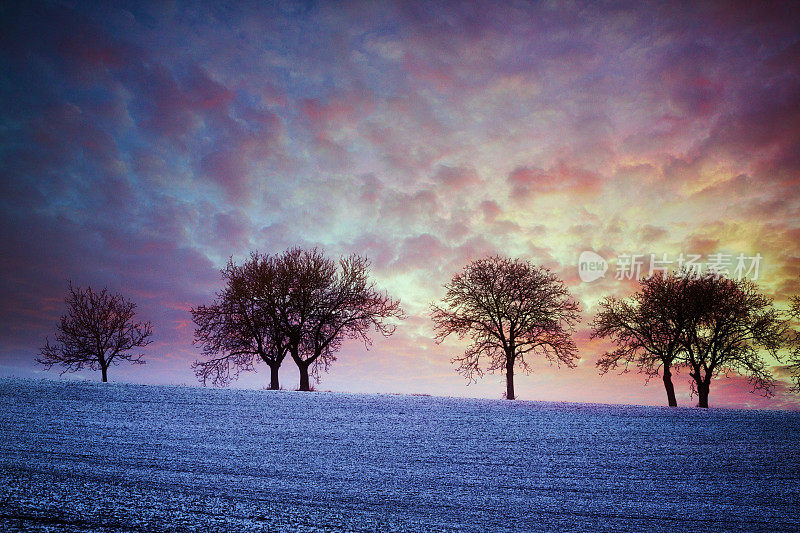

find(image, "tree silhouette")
[681,273,787,408]
[592,272,692,407]
[783,290,800,392]
[38,283,152,382]
[274,248,404,391]
[431,256,580,400]
[191,252,288,388]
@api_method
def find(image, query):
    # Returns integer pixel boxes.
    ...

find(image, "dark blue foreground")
[1,378,798,532]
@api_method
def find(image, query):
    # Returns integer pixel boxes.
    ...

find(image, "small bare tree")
[681,273,787,408]
[431,256,580,400]
[592,272,692,407]
[191,252,289,388]
[38,283,152,382]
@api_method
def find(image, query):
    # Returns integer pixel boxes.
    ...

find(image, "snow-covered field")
[0,379,798,532]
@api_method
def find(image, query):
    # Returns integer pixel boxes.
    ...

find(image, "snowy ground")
[0,379,798,532]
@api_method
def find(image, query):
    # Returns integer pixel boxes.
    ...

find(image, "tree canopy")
[788,293,800,392]
[38,283,152,382]
[192,248,404,391]
[592,272,692,406]
[431,256,580,400]
[681,274,787,407]
[276,248,405,391]
[593,271,790,408]
[192,252,289,388]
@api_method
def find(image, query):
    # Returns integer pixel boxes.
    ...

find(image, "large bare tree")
[681,273,787,408]
[191,252,289,388]
[431,256,580,400]
[591,272,692,407]
[274,248,405,391]
[38,283,152,382]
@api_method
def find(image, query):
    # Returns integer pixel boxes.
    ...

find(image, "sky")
[1,0,799,408]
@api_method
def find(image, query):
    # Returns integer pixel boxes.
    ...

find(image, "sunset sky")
[1,1,799,408]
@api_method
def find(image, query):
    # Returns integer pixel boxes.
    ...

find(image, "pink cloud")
[391,233,449,273]
[32,103,121,171]
[434,165,481,189]
[205,210,253,252]
[199,149,251,202]
[345,234,397,272]
[639,225,669,243]
[509,162,603,199]
[379,188,439,226]
[651,42,726,119]
[301,91,374,128]
[479,200,503,222]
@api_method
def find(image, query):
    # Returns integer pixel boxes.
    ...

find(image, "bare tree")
[591,272,692,407]
[784,291,800,392]
[274,248,404,391]
[681,273,787,408]
[191,252,288,388]
[431,256,580,400]
[38,283,152,382]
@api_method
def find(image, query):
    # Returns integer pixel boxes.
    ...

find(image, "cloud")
[508,162,602,199]
[479,200,503,222]
[203,210,253,253]
[392,233,449,273]
[0,203,218,356]
[379,188,439,228]
[434,165,481,189]
[199,149,252,202]
[639,225,669,243]
[649,42,725,119]
[2,0,800,407]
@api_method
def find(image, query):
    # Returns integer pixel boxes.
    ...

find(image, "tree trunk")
[101,365,108,383]
[662,365,677,407]
[268,363,280,390]
[697,379,710,408]
[298,362,311,391]
[506,357,515,400]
